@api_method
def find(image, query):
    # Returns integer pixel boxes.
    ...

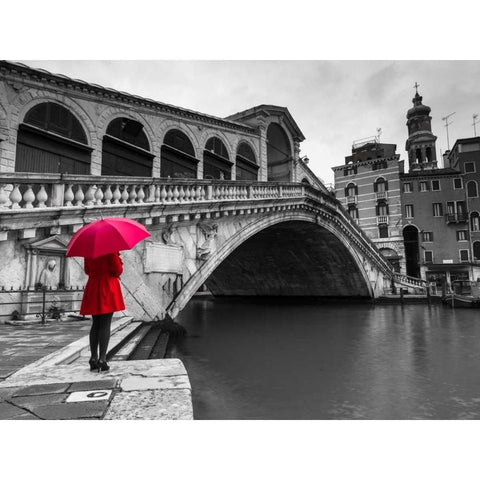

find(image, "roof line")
[0,60,257,134]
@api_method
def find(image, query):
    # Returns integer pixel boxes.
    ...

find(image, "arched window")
[474,241,480,261]
[266,123,291,182]
[345,182,357,197]
[161,129,197,179]
[236,142,258,181]
[467,180,478,198]
[426,147,432,162]
[203,137,232,180]
[102,117,153,176]
[374,178,388,192]
[16,102,91,174]
[376,200,389,216]
[471,212,480,231]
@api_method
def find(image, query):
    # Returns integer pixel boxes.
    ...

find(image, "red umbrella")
[66,217,151,259]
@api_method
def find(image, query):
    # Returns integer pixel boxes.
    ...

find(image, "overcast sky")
[17,60,480,184]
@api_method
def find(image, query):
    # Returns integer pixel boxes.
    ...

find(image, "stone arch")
[264,118,295,158]
[97,107,157,155]
[158,120,202,154]
[167,210,375,318]
[16,93,96,147]
[231,136,260,162]
[198,128,235,161]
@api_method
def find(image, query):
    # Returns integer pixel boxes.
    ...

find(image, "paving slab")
[104,389,193,420]
[0,401,28,419]
[12,393,69,409]
[32,401,110,420]
[67,379,118,392]
[12,383,70,397]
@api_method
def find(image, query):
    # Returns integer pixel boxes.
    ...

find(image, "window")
[460,249,470,262]
[433,203,443,217]
[344,165,357,176]
[424,251,434,263]
[419,181,429,192]
[376,201,389,217]
[378,225,389,238]
[405,204,414,218]
[403,182,412,193]
[347,206,359,219]
[473,241,480,261]
[422,231,433,242]
[457,230,469,241]
[374,178,388,192]
[471,212,480,231]
[431,180,440,191]
[454,178,463,189]
[345,183,357,197]
[236,142,258,181]
[467,181,478,198]
[465,162,475,173]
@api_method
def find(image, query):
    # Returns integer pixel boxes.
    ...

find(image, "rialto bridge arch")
[165,209,380,319]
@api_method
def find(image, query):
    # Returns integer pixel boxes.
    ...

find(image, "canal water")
[166,297,480,420]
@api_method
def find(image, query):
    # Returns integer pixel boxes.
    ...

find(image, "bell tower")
[405,83,438,171]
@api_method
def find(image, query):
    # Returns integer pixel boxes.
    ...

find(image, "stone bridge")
[0,174,412,322]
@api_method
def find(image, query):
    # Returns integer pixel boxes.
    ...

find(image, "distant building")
[332,139,405,273]
[333,88,480,291]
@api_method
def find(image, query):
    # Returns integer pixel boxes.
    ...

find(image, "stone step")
[111,324,151,361]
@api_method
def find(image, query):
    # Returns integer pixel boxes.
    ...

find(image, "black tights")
[89,313,113,362]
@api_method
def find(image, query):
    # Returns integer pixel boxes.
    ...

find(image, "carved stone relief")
[196,223,218,261]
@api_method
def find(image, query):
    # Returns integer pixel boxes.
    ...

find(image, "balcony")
[375,191,388,201]
[346,195,357,205]
[445,212,469,224]
[376,215,389,225]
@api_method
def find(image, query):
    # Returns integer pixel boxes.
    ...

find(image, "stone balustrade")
[0,173,307,210]
[393,272,428,289]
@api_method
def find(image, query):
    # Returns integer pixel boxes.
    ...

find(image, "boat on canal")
[442,280,480,308]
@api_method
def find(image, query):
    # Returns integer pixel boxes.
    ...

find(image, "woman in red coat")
[80,251,125,372]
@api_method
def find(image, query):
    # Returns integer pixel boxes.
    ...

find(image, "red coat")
[80,252,126,316]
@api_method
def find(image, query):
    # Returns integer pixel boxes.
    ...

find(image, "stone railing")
[393,273,428,289]
[0,173,306,210]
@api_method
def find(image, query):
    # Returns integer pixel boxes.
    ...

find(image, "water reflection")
[169,298,480,419]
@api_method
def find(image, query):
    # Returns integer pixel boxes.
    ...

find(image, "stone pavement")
[0,319,193,420]
[0,319,91,381]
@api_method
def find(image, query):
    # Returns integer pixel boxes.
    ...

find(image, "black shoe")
[89,359,99,371]
[98,360,110,372]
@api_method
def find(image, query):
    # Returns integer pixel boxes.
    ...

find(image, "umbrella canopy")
[66,217,151,259]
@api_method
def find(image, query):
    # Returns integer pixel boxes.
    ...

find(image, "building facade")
[332,140,405,273]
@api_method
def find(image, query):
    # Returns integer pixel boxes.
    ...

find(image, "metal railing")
[0,285,84,323]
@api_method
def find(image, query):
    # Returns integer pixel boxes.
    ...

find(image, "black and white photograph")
[1,1,479,479]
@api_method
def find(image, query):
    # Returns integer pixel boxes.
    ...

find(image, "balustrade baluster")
[121,185,129,204]
[167,186,173,202]
[94,185,104,205]
[85,185,95,206]
[197,185,204,201]
[172,185,180,202]
[36,184,48,208]
[75,185,85,206]
[178,185,185,202]
[112,185,121,204]
[0,184,8,209]
[183,185,190,202]
[64,184,74,206]
[190,185,197,202]
[137,185,145,203]
[10,184,22,209]
[160,185,167,203]
[23,185,35,209]
[104,185,113,205]
[155,185,162,203]
[228,185,234,199]
[147,184,156,203]
[129,185,138,204]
